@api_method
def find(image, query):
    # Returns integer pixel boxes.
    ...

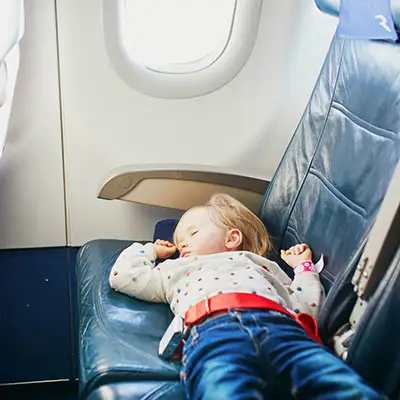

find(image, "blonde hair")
[175,193,271,256]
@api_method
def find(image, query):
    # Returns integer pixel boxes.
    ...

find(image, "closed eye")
[190,230,198,236]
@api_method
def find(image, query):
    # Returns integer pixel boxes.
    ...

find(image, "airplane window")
[103,0,262,98]
[123,0,236,73]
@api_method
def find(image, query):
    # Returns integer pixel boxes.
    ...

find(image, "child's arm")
[281,244,325,318]
[109,241,176,302]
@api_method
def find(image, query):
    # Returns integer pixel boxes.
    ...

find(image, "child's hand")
[155,239,177,260]
[280,243,312,268]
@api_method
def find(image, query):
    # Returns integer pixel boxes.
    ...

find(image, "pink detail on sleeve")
[294,261,318,275]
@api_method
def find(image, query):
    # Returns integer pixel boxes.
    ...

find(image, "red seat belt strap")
[184,293,322,344]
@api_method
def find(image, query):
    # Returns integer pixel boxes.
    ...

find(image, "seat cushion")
[77,239,181,398]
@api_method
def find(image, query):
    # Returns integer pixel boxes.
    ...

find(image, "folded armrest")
[98,163,269,212]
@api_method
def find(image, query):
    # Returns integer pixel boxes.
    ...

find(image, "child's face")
[175,207,228,258]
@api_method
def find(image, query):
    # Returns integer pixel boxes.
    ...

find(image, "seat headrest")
[315,0,400,29]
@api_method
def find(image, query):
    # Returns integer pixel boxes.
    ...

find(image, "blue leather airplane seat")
[76,3,400,399]
[347,246,400,398]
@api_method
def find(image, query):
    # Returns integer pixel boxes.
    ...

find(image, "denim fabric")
[181,310,385,400]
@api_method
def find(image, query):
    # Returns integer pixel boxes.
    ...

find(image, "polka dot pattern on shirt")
[130,251,322,321]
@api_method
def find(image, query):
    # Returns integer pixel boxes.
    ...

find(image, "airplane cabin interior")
[0,0,399,399]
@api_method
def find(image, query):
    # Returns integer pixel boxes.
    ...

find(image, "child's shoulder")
[240,251,282,270]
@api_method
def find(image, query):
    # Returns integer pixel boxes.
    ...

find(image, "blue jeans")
[181,310,385,400]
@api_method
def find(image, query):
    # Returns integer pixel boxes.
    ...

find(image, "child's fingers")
[154,239,175,247]
[281,248,291,256]
[280,249,291,258]
[296,243,309,254]
[289,246,297,255]
[294,244,302,255]
[288,244,305,255]
[297,244,304,252]
[283,244,306,255]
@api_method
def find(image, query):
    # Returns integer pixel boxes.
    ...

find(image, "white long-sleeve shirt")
[109,243,325,319]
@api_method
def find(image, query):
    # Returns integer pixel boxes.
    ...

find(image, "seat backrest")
[259,1,400,312]
[316,0,400,28]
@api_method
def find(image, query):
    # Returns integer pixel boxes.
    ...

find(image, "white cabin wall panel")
[57,0,337,246]
[226,2,338,173]
[0,0,66,249]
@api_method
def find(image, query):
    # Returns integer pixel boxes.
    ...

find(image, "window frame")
[122,0,237,74]
[103,0,263,98]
